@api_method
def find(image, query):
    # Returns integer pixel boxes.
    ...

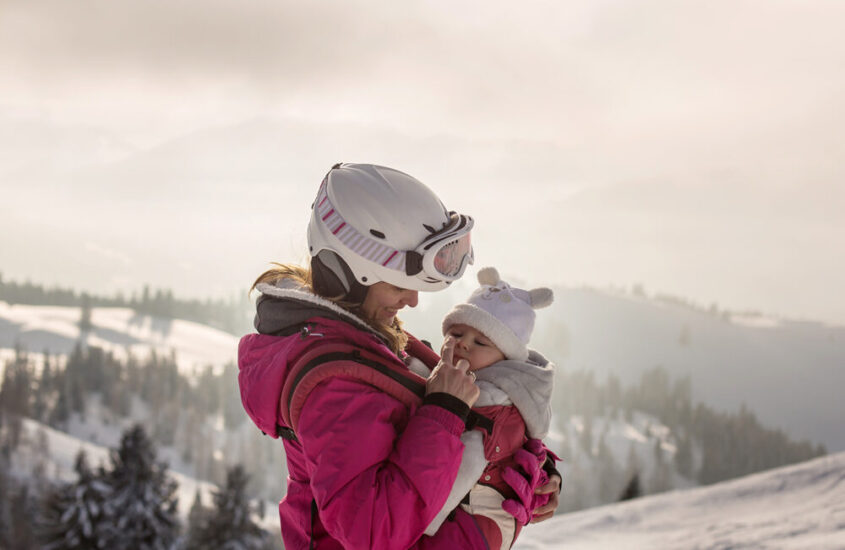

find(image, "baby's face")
[442,323,506,371]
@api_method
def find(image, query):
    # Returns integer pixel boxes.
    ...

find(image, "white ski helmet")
[307,163,474,293]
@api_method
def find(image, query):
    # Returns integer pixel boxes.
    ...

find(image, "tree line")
[0,273,253,336]
[553,365,826,488]
[0,339,288,503]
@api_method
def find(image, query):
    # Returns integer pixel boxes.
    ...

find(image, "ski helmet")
[307,163,474,293]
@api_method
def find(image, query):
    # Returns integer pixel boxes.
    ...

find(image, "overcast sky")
[1,0,844,324]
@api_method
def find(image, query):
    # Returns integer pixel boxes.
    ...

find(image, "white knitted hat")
[442,267,553,361]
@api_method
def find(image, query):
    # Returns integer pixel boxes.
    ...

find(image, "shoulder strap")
[281,342,425,433]
[279,340,493,439]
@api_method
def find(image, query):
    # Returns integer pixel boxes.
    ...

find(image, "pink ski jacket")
[238,280,489,549]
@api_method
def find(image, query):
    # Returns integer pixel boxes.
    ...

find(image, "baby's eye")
[449,330,462,337]
[476,340,488,347]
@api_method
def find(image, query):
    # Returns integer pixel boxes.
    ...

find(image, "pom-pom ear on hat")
[529,288,554,309]
[477,266,500,286]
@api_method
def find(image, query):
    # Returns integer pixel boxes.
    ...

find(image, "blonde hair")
[251,262,409,355]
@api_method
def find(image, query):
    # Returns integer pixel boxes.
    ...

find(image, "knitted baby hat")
[441,267,553,361]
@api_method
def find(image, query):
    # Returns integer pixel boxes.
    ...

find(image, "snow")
[11,418,280,533]
[515,452,845,549]
[0,302,238,377]
[17,414,844,548]
[730,313,784,329]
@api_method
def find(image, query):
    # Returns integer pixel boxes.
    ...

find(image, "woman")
[238,163,559,549]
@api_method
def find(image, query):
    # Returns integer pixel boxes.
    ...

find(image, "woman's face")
[361,282,419,324]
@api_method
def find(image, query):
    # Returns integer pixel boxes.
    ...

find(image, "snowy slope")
[402,282,845,452]
[536,288,845,453]
[0,302,238,376]
[14,410,843,549]
[10,417,280,534]
[515,451,845,549]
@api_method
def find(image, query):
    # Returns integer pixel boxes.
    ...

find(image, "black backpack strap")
[276,425,298,441]
[465,410,494,435]
[309,498,318,550]
[283,348,494,441]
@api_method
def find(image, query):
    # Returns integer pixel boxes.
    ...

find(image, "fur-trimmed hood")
[254,279,387,343]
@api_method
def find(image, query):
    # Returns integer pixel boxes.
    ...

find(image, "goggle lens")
[433,233,472,277]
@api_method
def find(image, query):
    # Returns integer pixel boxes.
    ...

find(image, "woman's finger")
[534,476,561,494]
[530,510,555,523]
[441,339,455,367]
[530,492,559,523]
[454,358,470,373]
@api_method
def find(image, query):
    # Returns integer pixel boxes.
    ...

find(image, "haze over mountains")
[403,279,845,453]
[3,269,842,454]
[3,113,844,327]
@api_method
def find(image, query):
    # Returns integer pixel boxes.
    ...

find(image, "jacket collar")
[254,279,388,345]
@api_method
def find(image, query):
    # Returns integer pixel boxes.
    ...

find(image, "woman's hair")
[251,261,409,355]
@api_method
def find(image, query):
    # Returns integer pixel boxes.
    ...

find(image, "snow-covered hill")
[14,414,842,549]
[0,302,238,376]
[8,416,281,535]
[516,451,845,549]
[536,288,845,453]
[403,282,845,452]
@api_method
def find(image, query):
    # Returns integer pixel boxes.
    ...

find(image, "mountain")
[5,273,842,455]
[402,280,845,452]
[0,302,238,376]
[515,450,845,549]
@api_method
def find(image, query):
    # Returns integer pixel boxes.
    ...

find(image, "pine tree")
[39,450,111,550]
[186,488,209,542]
[79,293,93,333]
[186,465,269,550]
[0,452,11,548]
[618,473,641,501]
[97,425,180,550]
[0,344,33,449]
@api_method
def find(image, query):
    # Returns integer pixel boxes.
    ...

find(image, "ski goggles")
[315,182,474,284]
[405,212,474,282]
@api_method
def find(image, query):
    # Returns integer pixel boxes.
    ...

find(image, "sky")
[1,0,844,324]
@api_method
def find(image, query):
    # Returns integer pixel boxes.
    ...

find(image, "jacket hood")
[474,350,555,439]
[254,279,385,341]
[239,279,392,437]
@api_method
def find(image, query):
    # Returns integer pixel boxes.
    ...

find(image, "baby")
[418,267,556,550]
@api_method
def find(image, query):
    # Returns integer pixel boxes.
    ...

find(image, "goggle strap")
[419,215,472,252]
[405,251,424,277]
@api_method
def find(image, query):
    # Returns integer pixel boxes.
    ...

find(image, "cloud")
[3,0,845,323]
[3,0,843,181]
[84,241,132,267]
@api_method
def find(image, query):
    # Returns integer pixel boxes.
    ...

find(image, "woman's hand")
[426,338,480,408]
[530,475,561,523]
[501,439,562,524]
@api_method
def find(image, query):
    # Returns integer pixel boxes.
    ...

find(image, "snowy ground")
[11,415,845,548]
[11,418,281,534]
[516,452,845,549]
[0,302,238,376]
